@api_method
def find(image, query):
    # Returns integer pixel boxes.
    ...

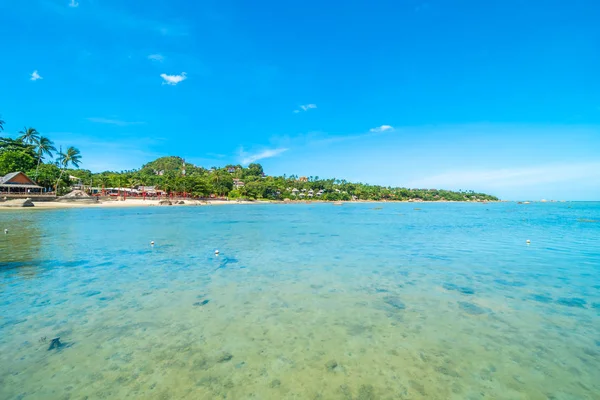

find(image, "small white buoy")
[3,229,7,234]
[526,240,531,244]
[150,241,155,246]
[215,250,220,255]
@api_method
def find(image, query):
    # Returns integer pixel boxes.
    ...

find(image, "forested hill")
[67,156,499,201]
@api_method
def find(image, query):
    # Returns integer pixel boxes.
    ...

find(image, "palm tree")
[18,127,40,146]
[55,146,82,194]
[0,115,5,132]
[98,174,111,195]
[34,136,57,180]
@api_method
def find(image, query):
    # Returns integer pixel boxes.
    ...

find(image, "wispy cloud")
[30,70,43,81]
[240,148,288,165]
[293,104,317,113]
[87,117,145,127]
[369,125,394,133]
[148,54,164,62]
[407,163,600,190]
[160,72,187,85]
[68,0,79,8]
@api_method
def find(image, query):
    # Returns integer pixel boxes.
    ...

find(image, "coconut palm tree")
[34,136,57,180]
[0,115,5,132]
[55,146,82,194]
[98,174,111,195]
[18,127,40,146]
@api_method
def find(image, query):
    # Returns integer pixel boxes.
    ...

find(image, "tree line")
[69,156,498,202]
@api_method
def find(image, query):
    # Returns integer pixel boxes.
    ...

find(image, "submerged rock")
[383,296,406,310]
[218,352,233,363]
[47,337,62,351]
[325,360,338,371]
[270,379,281,388]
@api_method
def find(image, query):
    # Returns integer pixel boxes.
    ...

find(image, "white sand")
[1,199,271,210]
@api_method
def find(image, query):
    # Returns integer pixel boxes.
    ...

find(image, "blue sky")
[1,0,599,200]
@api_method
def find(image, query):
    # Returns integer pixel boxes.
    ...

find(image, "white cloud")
[160,72,187,85]
[30,70,43,81]
[369,125,394,133]
[240,148,288,165]
[148,54,164,62]
[294,104,317,113]
[87,117,145,127]
[68,0,79,7]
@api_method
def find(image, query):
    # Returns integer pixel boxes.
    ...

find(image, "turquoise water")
[1,202,599,399]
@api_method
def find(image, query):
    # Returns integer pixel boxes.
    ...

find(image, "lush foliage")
[0,151,36,176]
[70,156,498,201]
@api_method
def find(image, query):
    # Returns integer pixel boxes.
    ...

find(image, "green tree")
[0,137,37,158]
[55,146,82,193]
[97,174,111,193]
[18,127,40,146]
[141,156,185,175]
[245,163,264,178]
[210,170,233,196]
[187,175,211,197]
[34,136,57,180]
[0,151,36,176]
[28,163,61,189]
[0,115,4,132]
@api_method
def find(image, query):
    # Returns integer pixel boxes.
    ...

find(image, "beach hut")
[0,172,43,196]
[291,188,299,196]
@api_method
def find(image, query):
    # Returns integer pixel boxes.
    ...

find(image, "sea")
[0,202,599,400]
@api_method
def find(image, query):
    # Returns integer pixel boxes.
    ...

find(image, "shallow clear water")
[1,202,599,399]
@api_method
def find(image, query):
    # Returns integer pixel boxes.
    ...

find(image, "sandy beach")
[0,198,504,211]
[0,198,268,210]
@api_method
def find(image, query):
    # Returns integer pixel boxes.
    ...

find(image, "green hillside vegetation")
[0,115,498,201]
[72,156,498,202]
